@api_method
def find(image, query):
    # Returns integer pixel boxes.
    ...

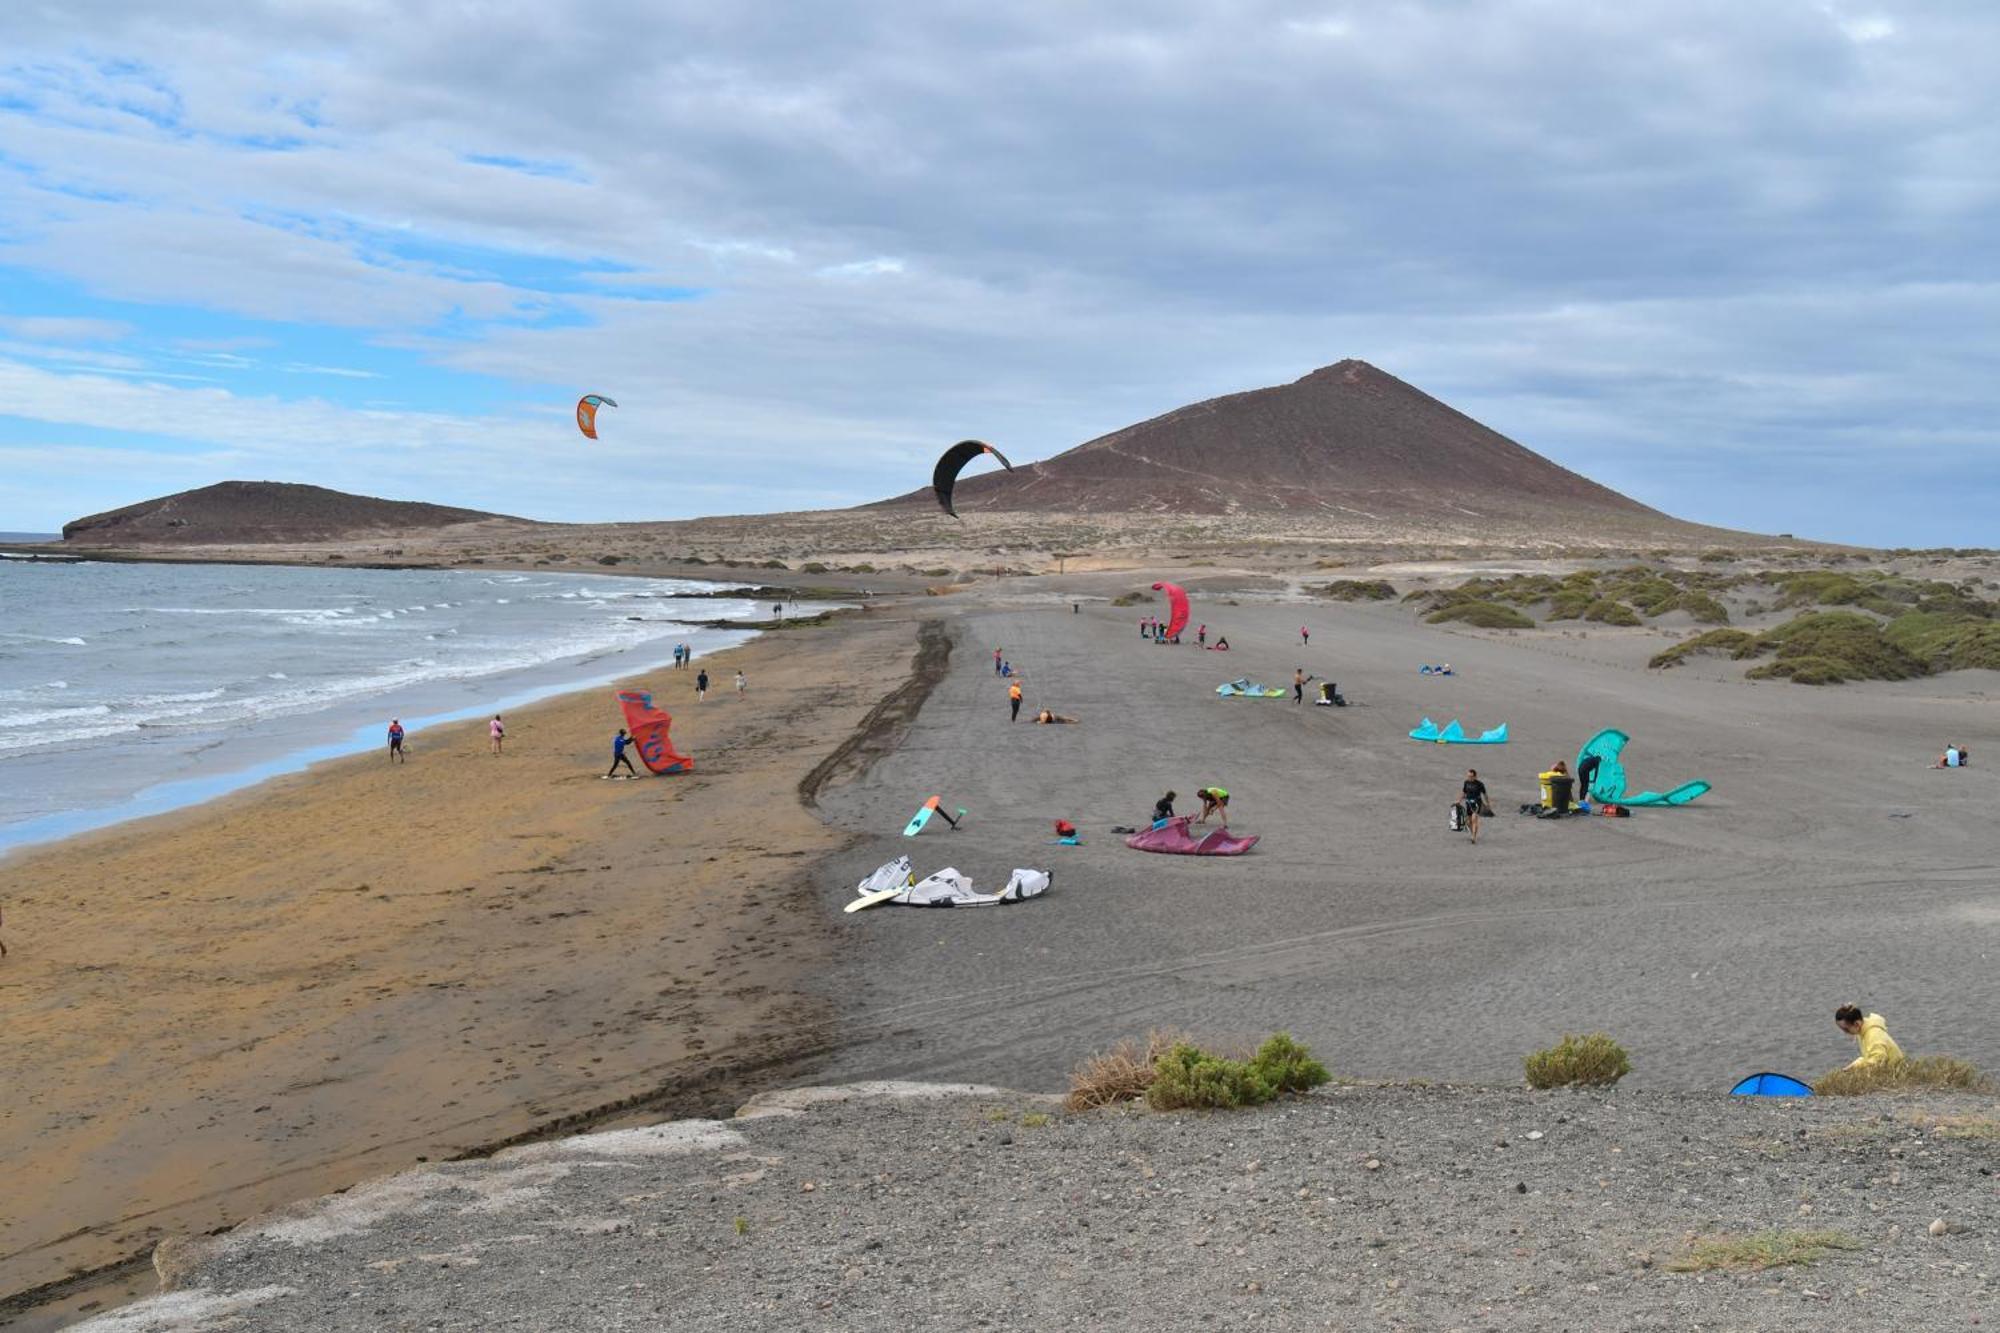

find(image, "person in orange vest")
[1008,679,1023,721]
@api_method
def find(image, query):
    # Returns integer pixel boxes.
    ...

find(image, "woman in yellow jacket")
[1834,1004,1905,1069]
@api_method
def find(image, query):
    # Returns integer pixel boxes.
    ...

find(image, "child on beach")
[734,670,746,698]
[607,728,638,778]
[387,719,405,762]
[489,715,505,755]
[1153,790,1177,824]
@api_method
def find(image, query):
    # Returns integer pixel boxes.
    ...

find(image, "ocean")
[0,560,790,851]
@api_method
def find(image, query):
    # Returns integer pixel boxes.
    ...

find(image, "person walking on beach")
[1009,679,1023,720]
[1460,769,1489,845]
[387,718,405,762]
[696,669,710,702]
[995,647,1003,674]
[1197,624,1206,646]
[607,728,639,778]
[1835,1004,1905,1069]
[733,669,746,699]
[1300,625,1310,647]
[1194,786,1230,827]
[1293,668,1307,704]
[489,715,505,755]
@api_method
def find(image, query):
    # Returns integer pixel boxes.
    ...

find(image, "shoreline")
[0,604,945,1320]
[0,564,818,859]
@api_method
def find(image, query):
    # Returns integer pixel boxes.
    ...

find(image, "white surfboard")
[844,887,905,914]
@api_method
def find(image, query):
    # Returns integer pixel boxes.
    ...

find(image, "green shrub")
[1583,598,1641,627]
[1883,613,2000,672]
[1546,590,1594,621]
[1812,1055,1992,1096]
[1246,1033,1331,1093]
[1649,628,1757,669]
[1524,1032,1631,1089]
[1752,612,1925,682]
[1146,1044,1274,1110]
[1673,592,1732,625]
[1316,579,1397,601]
[1426,601,1535,630]
[1110,590,1155,607]
[596,554,622,565]
[800,561,829,574]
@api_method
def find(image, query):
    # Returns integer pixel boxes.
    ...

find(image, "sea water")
[0,560,790,851]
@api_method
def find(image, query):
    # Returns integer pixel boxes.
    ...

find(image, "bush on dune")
[1524,1033,1630,1089]
[1812,1056,1992,1097]
[1426,600,1535,630]
[1649,628,1757,669]
[1316,579,1397,601]
[1747,612,1925,683]
[1583,598,1641,626]
[1883,612,2000,673]
[1067,1032,1331,1112]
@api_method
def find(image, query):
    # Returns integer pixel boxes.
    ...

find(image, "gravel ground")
[76,1082,1999,1332]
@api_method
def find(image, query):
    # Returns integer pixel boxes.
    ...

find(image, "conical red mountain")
[881,359,1660,521]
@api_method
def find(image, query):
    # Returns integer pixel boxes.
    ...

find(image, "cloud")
[1,2,1998,542]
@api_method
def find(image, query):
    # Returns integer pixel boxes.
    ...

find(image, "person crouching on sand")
[1153,790,1177,825]
[489,715,505,755]
[1835,1004,1904,1070]
[1194,786,1230,827]
[387,718,405,763]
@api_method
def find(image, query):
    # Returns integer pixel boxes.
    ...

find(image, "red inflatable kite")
[617,689,693,774]
[1151,581,1189,641]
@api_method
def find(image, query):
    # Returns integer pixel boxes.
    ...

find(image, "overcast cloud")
[1,1,1994,543]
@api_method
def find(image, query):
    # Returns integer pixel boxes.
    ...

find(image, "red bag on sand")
[1598,804,1629,818]
[1054,819,1077,837]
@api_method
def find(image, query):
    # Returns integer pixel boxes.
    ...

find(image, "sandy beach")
[7,572,1999,1324]
[0,610,930,1311]
[808,589,2000,1093]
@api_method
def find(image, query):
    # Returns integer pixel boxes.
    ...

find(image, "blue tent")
[1730,1071,1813,1097]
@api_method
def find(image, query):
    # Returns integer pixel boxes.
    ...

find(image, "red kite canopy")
[616,690,692,774]
[1151,581,1189,640]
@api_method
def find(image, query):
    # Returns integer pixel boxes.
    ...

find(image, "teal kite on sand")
[1217,678,1287,698]
[1408,717,1508,744]
[1575,728,1709,806]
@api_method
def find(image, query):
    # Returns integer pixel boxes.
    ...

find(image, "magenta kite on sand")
[1151,580,1189,639]
[1125,816,1259,856]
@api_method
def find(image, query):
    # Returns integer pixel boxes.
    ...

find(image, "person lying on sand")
[1835,1003,1904,1069]
[1035,709,1078,724]
[1194,786,1230,827]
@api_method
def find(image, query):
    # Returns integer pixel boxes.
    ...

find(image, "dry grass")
[1667,1230,1862,1273]
[1064,1030,1189,1111]
[1812,1056,1992,1097]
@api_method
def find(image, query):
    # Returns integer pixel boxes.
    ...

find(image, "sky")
[0,2,1994,546]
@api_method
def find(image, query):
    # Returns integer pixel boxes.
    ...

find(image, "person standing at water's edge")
[1835,1004,1904,1069]
[696,669,709,702]
[1008,679,1023,720]
[734,669,746,699]
[387,719,405,763]
[607,728,638,778]
[489,715,504,755]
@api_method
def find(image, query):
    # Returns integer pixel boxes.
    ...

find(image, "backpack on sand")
[1448,802,1465,832]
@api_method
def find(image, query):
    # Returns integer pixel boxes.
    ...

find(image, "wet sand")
[811,594,2000,1092]
[0,611,928,1309]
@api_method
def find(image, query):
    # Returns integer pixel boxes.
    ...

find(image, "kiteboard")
[845,887,906,914]
[903,797,940,836]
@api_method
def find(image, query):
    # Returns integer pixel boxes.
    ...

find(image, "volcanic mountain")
[875,359,1666,526]
[62,481,529,545]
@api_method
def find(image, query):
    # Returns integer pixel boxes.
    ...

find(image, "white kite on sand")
[846,858,1050,911]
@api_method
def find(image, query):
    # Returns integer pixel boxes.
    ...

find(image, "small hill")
[872,359,1672,528]
[62,482,528,545]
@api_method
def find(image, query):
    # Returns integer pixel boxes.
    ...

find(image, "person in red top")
[387,719,405,762]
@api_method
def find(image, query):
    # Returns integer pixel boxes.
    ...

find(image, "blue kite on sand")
[1217,678,1287,698]
[1730,1072,1813,1097]
[1409,717,1508,745]
[1576,728,1709,807]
